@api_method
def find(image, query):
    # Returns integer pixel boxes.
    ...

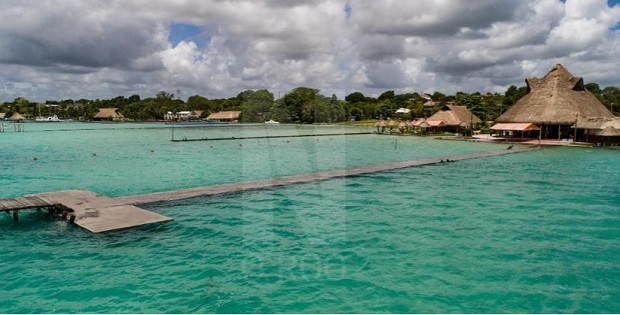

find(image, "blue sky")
[169,23,210,49]
[611,0,620,29]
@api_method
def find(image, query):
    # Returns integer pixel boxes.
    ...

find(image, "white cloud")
[0,0,619,102]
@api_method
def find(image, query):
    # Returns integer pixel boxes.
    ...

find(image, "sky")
[1,0,620,102]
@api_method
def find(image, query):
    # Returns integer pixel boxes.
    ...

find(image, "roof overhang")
[490,123,540,131]
[427,120,446,127]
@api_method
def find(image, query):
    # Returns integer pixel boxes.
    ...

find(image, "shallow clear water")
[1,123,618,313]
[0,122,500,198]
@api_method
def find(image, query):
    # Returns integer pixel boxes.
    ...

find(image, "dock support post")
[48,207,54,215]
[69,215,76,224]
[61,211,68,220]
[13,210,19,221]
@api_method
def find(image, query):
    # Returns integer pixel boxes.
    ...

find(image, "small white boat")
[264,119,280,124]
[35,115,63,122]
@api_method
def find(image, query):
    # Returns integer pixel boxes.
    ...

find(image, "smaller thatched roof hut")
[374,120,387,127]
[427,105,481,128]
[190,110,203,119]
[0,113,6,120]
[573,117,620,130]
[206,111,241,122]
[597,126,620,137]
[412,118,429,128]
[9,112,25,121]
[93,108,124,121]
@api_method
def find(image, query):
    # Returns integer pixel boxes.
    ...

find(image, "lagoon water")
[0,123,618,313]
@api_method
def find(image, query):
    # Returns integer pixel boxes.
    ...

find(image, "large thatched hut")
[495,64,614,140]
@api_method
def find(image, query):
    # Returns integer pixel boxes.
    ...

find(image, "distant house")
[93,108,124,121]
[164,111,176,121]
[165,110,205,121]
[426,105,481,132]
[423,99,455,108]
[423,100,442,107]
[177,111,192,120]
[206,111,241,122]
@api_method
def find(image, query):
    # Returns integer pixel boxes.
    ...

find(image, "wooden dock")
[0,195,61,221]
[1,190,172,233]
[0,146,537,233]
[112,146,539,206]
[171,132,372,142]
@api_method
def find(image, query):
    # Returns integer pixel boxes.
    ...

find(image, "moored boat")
[35,115,63,122]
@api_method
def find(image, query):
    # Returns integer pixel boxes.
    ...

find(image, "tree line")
[1,83,618,123]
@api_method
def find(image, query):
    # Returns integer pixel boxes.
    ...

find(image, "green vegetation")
[1,83,618,122]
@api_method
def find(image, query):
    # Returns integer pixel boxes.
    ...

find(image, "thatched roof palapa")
[427,105,481,127]
[9,112,25,121]
[374,120,387,127]
[572,116,620,130]
[496,64,614,125]
[207,111,241,121]
[597,126,620,137]
[412,118,429,128]
[94,108,124,121]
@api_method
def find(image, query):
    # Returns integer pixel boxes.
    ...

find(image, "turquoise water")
[0,123,501,198]
[1,123,619,313]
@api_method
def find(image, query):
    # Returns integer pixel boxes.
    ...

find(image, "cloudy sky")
[1,0,620,102]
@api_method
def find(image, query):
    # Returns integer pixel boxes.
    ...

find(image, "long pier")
[171,132,372,142]
[1,146,538,233]
[113,146,538,206]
